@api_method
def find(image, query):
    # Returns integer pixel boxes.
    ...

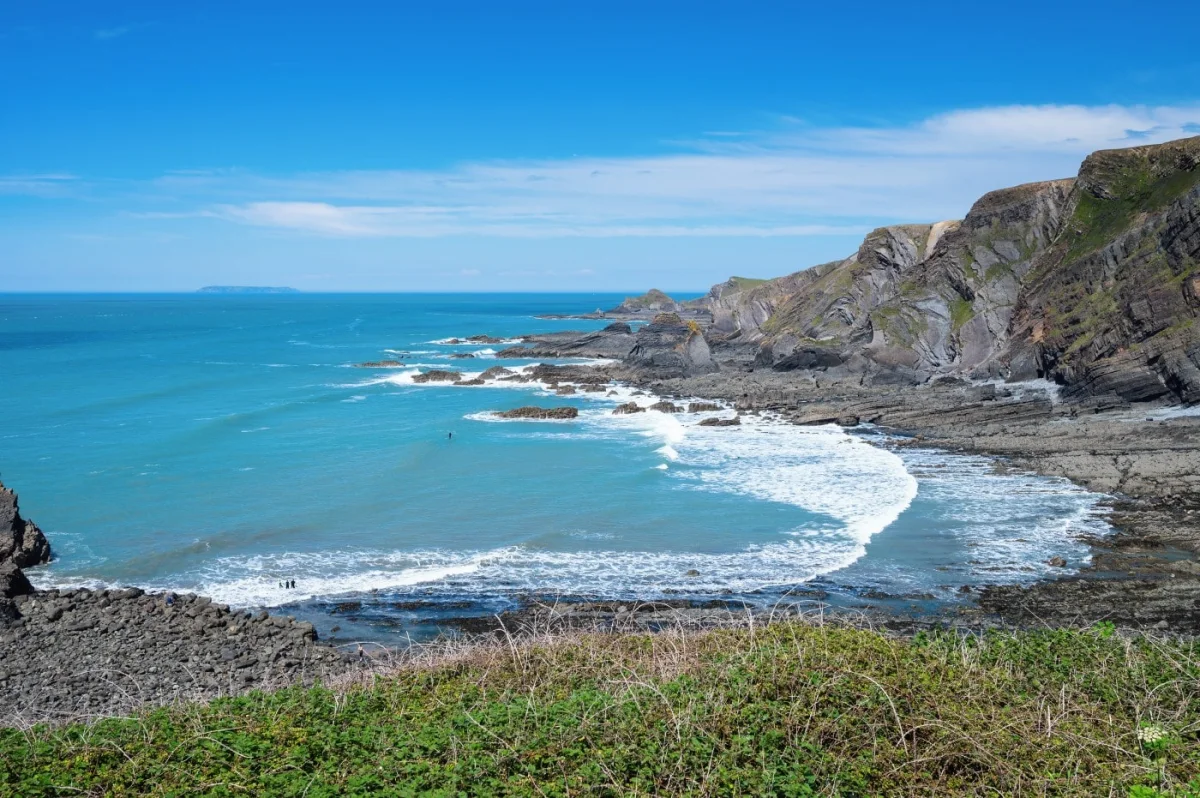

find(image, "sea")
[0,293,1112,642]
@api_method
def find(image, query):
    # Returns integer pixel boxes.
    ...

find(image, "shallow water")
[0,294,1111,641]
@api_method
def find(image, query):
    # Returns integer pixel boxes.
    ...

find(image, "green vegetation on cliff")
[2,623,1198,796]
[1068,143,1200,261]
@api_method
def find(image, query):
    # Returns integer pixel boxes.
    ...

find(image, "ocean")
[0,293,1111,641]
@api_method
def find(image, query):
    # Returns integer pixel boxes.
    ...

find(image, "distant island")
[196,286,299,294]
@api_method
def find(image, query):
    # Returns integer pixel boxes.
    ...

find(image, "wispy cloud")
[0,174,80,197]
[94,23,152,41]
[10,103,1200,239]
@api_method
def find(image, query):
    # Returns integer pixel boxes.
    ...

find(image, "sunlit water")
[0,294,1110,641]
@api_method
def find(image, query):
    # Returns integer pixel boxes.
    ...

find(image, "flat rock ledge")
[493,406,579,420]
[0,587,352,726]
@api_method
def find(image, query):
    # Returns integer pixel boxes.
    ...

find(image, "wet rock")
[698,416,741,427]
[493,406,579,420]
[411,370,463,383]
[687,402,721,412]
[612,402,645,415]
[648,401,681,413]
[353,360,405,368]
[1047,556,1068,567]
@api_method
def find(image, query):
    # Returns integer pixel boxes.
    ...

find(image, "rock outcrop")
[675,135,1200,402]
[493,406,579,420]
[0,481,50,569]
[606,289,708,319]
[626,313,717,378]
[353,360,405,368]
[411,369,463,383]
[497,322,639,359]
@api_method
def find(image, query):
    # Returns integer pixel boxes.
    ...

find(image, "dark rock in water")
[353,360,405,368]
[687,402,721,412]
[459,378,486,386]
[555,385,577,395]
[411,369,463,383]
[449,353,477,359]
[836,415,860,427]
[612,402,645,415]
[1047,556,1067,567]
[493,406,579,420]
[479,366,515,380]
[0,561,34,598]
[0,481,51,568]
[685,569,701,577]
[466,335,505,344]
[648,401,681,413]
[698,416,741,427]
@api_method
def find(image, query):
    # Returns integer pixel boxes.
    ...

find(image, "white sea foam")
[428,337,523,346]
[47,329,1109,609]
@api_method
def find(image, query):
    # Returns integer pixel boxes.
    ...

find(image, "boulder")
[479,366,515,380]
[449,353,477,359]
[493,406,579,420]
[687,402,721,413]
[648,401,681,413]
[612,402,646,415]
[555,386,577,395]
[0,482,51,568]
[0,561,34,598]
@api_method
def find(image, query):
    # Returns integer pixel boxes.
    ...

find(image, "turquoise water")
[0,294,1110,640]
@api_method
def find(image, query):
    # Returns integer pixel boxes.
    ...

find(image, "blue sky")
[3,1,1199,292]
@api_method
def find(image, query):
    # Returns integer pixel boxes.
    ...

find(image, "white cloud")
[14,103,1200,238]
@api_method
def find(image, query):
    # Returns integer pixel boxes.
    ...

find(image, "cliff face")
[687,135,1200,401]
[1006,137,1200,402]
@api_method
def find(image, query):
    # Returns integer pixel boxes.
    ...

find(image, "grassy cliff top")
[2,622,1198,795]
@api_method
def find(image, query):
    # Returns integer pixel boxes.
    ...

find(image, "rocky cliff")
[684,135,1200,402]
[0,482,50,571]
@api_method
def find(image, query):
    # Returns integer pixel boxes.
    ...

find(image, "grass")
[1067,156,1200,262]
[2,621,1199,796]
[950,298,975,332]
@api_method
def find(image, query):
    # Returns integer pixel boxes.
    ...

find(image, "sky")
[2,1,1199,292]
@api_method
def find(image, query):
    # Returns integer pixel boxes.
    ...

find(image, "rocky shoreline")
[0,483,357,726]
[4,133,1198,726]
